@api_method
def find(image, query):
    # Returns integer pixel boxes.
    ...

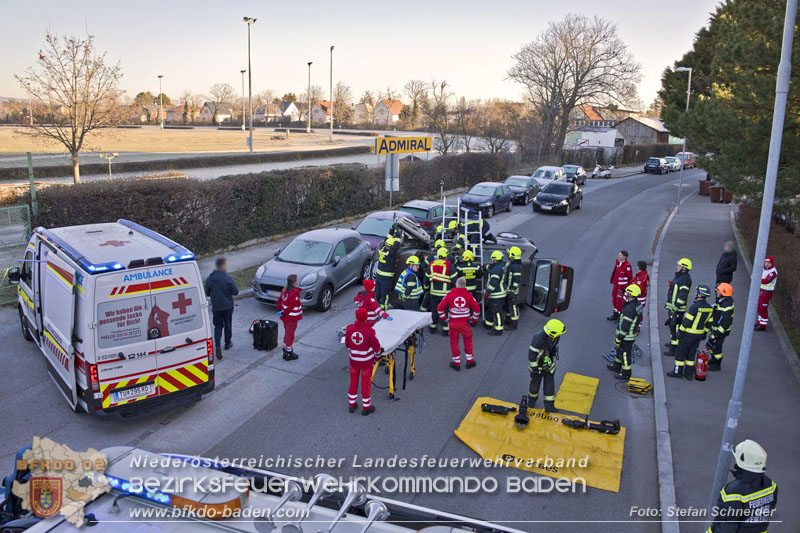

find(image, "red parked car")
[675,152,697,169]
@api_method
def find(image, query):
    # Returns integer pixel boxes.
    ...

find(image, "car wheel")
[316,284,333,312]
[563,204,570,216]
[486,206,494,218]
[359,260,371,282]
[19,306,33,341]
[522,193,529,205]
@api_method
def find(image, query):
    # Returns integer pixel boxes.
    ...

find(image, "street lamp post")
[329,46,334,142]
[243,17,257,153]
[157,75,164,129]
[674,66,692,213]
[240,69,246,132]
[99,153,119,179]
[307,61,313,134]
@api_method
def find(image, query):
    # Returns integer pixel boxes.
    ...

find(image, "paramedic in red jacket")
[345,307,383,416]
[632,260,650,312]
[756,256,778,331]
[277,274,302,361]
[608,250,632,321]
[354,280,391,326]
[437,278,481,371]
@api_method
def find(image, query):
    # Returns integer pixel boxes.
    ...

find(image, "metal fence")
[0,205,31,305]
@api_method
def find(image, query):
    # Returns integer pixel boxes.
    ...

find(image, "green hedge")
[22,152,511,255]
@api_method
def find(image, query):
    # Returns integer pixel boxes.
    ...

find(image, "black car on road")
[561,165,587,185]
[532,182,583,216]
[398,200,457,236]
[504,175,540,205]
[459,182,513,218]
[643,157,669,174]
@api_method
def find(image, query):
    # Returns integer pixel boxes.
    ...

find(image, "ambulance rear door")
[39,245,78,409]
[146,262,211,397]
[94,270,159,410]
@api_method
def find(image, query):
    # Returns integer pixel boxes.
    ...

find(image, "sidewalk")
[657,192,800,528]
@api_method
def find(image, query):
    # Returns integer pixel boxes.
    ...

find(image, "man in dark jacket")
[205,257,239,359]
[716,241,738,284]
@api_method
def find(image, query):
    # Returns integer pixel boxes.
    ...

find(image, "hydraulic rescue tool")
[481,403,517,415]
[561,416,621,435]
[513,396,529,429]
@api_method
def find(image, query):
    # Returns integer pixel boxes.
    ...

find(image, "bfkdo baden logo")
[30,477,63,517]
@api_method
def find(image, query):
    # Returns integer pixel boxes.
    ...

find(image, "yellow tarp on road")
[454,397,626,493]
[554,372,599,415]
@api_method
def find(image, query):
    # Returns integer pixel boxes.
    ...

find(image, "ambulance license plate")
[112,383,155,402]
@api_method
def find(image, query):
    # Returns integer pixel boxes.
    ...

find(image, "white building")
[373,99,404,126]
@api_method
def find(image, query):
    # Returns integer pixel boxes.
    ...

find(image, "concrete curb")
[234,288,254,300]
[728,208,800,384]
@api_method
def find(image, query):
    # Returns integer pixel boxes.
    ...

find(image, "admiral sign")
[375,136,432,155]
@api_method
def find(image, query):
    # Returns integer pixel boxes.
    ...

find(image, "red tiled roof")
[380,99,404,115]
[579,104,603,121]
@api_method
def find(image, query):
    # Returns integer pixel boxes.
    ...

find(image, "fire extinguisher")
[695,350,708,381]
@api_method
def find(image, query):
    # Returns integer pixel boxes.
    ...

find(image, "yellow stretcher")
[455,396,626,493]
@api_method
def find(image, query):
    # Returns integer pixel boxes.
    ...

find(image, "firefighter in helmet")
[504,246,523,330]
[528,319,566,412]
[395,255,424,311]
[484,250,507,336]
[607,284,643,380]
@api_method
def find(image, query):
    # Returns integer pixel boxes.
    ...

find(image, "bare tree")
[359,90,377,107]
[403,79,427,129]
[15,33,124,184]
[333,81,352,125]
[508,14,641,156]
[473,100,520,154]
[453,97,480,152]
[422,79,457,155]
[207,83,235,124]
[255,90,276,108]
[181,91,202,123]
[300,85,323,106]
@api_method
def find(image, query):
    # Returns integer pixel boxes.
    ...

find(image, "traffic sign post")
[385,153,399,207]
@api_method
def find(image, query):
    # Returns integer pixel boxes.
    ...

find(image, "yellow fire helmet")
[434,239,446,249]
[508,246,522,260]
[490,250,504,261]
[448,220,459,230]
[437,247,449,258]
[462,249,475,261]
[544,319,566,338]
[625,284,642,298]
[406,255,420,265]
[677,257,693,270]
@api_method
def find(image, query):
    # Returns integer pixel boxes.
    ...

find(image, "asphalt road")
[0,168,702,531]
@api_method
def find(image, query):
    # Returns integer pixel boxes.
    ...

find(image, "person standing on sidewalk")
[437,277,481,371]
[663,258,693,357]
[667,285,713,380]
[706,283,735,371]
[205,257,239,360]
[607,284,643,380]
[277,274,302,361]
[345,308,382,416]
[632,261,650,313]
[715,241,738,284]
[708,439,778,532]
[755,256,777,331]
[608,250,632,321]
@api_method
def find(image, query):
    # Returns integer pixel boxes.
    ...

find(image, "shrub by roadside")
[14,152,512,256]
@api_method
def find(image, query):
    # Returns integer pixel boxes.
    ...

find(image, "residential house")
[564,126,624,149]
[311,100,331,124]
[353,102,374,125]
[373,99,404,126]
[254,103,282,123]
[197,102,233,124]
[615,116,670,144]
[166,105,194,124]
[570,104,618,129]
[279,101,300,122]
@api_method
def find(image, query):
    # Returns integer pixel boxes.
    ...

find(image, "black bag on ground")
[251,320,278,351]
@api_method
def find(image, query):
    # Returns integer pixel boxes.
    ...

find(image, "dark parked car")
[643,157,669,174]
[459,182,513,218]
[532,182,583,215]
[398,200,457,235]
[504,175,540,205]
[561,165,587,185]
[253,228,372,311]
[353,210,414,250]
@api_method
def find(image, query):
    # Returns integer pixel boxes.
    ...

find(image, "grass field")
[0,127,346,154]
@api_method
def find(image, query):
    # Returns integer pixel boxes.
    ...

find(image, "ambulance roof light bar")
[117,219,195,264]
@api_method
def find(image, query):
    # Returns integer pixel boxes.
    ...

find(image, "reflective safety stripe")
[760,268,777,291]
[720,481,777,503]
[680,307,713,335]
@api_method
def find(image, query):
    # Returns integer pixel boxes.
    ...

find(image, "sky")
[0,0,720,108]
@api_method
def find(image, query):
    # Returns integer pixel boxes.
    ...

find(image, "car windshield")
[542,183,571,195]
[468,185,497,196]
[676,154,689,160]
[356,217,395,237]
[505,177,529,187]
[647,158,660,163]
[278,239,332,265]
[533,169,556,179]
[398,206,428,219]
[562,166,579,173]
[664,157,677,163]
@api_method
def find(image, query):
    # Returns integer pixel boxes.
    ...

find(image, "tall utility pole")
[307,61,313,134]
[158,75,164,129]
[240,69,246,132]
[674,66,692,213]
[705,0,796,526]
[243,17,257,152]
[329,45,334,142]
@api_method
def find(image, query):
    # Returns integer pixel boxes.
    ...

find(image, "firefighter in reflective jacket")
[345,308,383,416]
[395,256,424,310]
[420,239,446,312]
[707,440,778,533]
[437,278,481,370]
[663,258,693,357]
[504,246,523,330]
[529,319,565,412]
[667,284,713,380]
[456,249,482,302]
[607,284,643,380]
[484,251,507,336]
[427,247,454,335]
[374,235,401,310]
[706,283,734,371]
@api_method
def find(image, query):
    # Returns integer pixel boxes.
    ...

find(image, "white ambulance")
[8,219,214,417]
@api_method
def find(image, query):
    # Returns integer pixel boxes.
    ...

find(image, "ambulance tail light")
[206,339,214,363]
[89,364,100,392]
